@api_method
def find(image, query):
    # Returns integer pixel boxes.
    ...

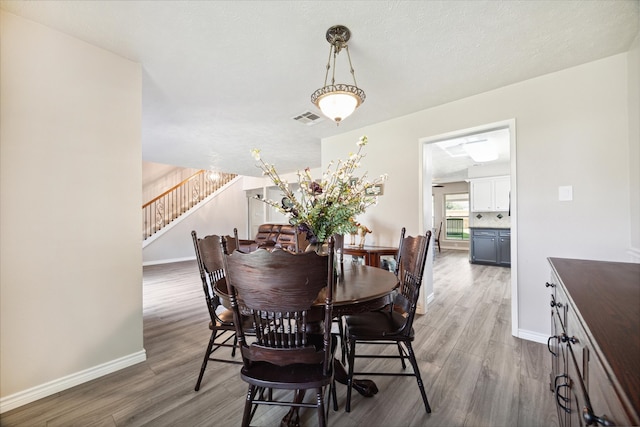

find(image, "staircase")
[142,170,237,240]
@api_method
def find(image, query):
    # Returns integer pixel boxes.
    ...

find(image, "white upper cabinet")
[471,180,494,211]
[470,176,510,212]
[493,177,510,211]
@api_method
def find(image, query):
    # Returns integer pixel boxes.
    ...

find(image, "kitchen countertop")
[469,226,511,230]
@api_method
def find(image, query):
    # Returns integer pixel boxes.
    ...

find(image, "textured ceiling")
[2,1,638,177]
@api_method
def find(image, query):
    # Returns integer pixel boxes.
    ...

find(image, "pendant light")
[311,25,365,125]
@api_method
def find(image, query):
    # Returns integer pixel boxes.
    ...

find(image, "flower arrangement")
[251,135,387,244]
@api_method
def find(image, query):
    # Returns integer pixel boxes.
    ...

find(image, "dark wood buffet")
[547,257,639,426]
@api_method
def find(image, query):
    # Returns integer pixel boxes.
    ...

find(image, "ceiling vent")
[292,111,324,126]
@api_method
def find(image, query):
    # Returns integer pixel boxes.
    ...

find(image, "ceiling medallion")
[311,25,365,125]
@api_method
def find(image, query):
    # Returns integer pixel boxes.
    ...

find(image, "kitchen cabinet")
[498,231,510,265]
[470,228,510,266]
[470,176,510,212]
[547,258,639,427]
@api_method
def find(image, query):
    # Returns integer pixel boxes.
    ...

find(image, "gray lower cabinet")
[470,228,510,267]
[498,230,510,266]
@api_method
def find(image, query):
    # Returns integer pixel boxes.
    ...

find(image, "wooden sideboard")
[547,257,639,426]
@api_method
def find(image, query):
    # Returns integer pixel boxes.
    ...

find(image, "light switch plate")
[558,185,573,201]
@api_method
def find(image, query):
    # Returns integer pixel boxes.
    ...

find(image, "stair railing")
[142,170,236,240]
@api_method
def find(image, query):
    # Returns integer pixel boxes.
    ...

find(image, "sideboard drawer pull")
[556,383,571,412]
[547,336,559,356]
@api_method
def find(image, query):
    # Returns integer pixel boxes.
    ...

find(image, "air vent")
[292,111,324,126]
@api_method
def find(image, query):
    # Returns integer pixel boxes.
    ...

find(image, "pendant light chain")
[323,45,333,87]
[345,45,358,87]
[331,45,338,86]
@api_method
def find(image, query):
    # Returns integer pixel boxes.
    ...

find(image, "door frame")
[418,118,519,337]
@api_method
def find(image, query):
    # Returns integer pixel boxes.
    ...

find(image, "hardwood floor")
[1,250,559,426]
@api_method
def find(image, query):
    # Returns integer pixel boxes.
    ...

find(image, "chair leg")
[242,385,257,427]
[316,387,326,427]
[337,316,347,365]
[405,341,432,414]
[231,332,238,357]
[397,342,407,369]
[194,330,217,391]
[345,338,357,412]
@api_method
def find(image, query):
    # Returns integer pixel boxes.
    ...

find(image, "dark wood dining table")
[215,262,399,316]
[317,263,399,315]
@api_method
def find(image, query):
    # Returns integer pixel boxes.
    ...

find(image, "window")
[444,193,469,240]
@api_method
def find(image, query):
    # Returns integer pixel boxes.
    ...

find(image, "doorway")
[419,119,519,336]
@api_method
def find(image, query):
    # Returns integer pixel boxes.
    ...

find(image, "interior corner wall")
[322,53,633,339]
[0,11,143,409]
[628,29,640,258]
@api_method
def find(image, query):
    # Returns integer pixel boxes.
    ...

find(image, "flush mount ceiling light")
[311,25,365,125]
[463,139,499,163]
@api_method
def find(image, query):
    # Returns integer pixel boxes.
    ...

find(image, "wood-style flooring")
[1,250,559,426]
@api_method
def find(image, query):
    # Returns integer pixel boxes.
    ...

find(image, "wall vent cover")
[292,111,323,125]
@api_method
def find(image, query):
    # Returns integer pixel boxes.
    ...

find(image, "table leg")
[280,357,379,425]
[334,358,379,396]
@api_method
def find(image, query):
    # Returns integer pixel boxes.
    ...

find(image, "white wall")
[0,11,143,410]
[142,178,249,264]
[323,52,636,340]
[628,30,640,261]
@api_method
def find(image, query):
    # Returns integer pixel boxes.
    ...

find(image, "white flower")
[251,135,386,243]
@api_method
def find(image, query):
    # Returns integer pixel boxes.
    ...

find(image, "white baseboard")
[517,328,549,345]
[426,291,435,305]
[0,350,146,414]
[417,291,435,315]
[626,246,640,263]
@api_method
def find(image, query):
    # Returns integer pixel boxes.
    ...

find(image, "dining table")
[318,262,399,315]
[214,262,399,317]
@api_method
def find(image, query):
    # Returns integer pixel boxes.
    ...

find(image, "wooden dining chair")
[222,239,337,427]
[393,227,406,276]
[434,221,442,253]
[191,229,242,392]
[343,229,432,414]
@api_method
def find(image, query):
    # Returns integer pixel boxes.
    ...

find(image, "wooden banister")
[142,170,236,240]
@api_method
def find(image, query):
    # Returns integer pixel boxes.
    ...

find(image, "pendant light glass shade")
[313,85,363,123]
[311,25,365,125]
